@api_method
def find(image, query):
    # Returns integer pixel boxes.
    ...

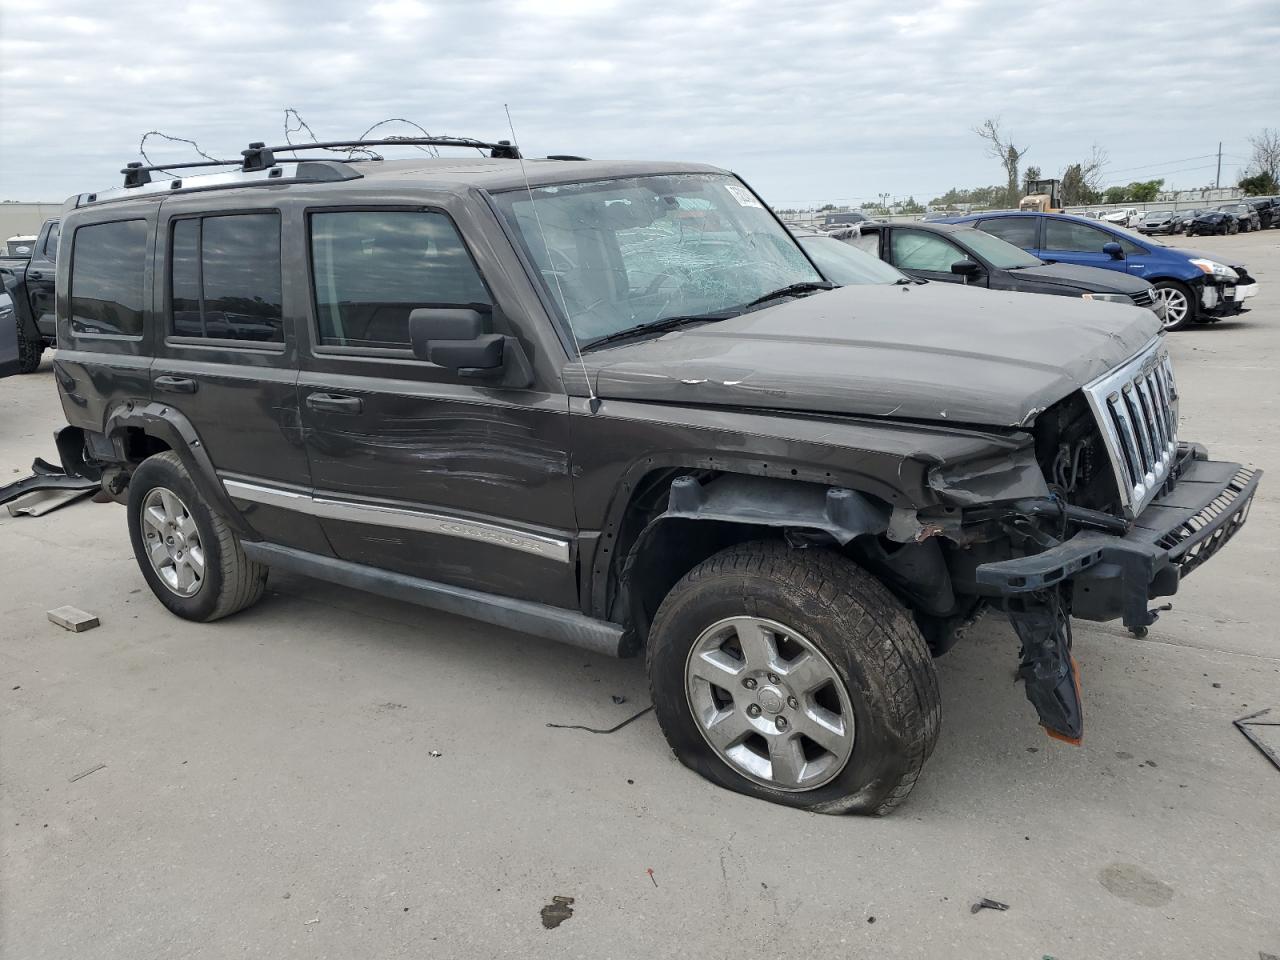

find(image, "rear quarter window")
[70,220,147,337]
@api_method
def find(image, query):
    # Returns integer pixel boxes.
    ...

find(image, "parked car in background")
[1102,208,1139,227]
[3,235,37,259]
[1170,209,1203,233]
[1138,210,1178,235]
[846,220,1166,322]
[0,218,59,372]
[1246,197,1277,230]
[789,229,913,286]
[1219,202,1261,232]
[822,211,875,229]
[946,211,1258,330]
[1185,209,1239,237]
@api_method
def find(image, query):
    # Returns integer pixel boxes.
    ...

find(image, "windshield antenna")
[504,103,600,413]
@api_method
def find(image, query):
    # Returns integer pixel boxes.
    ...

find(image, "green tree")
[1127,179,1164,202]
[1239,171,1280,195]
[1103,186,1128,205]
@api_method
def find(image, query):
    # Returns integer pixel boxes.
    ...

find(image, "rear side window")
[977,217,1036,248]
[70,220,147,336]
[170,213,283,342]
[43,222,60,260]
[310,210,491,349]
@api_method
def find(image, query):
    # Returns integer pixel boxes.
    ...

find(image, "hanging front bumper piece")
[973,445,1260,742]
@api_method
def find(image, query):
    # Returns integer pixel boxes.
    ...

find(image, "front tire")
[127,451,267,621]
[1153,279,1195,331]
[646,540,940,815]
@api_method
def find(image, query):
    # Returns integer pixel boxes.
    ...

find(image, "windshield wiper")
[580,311,736,352]
[745,280,836,307]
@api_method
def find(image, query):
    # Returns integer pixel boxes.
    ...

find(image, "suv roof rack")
[76,136,526,208]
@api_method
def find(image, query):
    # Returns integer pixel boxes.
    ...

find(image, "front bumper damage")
[1201,273,1259,319]
[973,446,1261,742]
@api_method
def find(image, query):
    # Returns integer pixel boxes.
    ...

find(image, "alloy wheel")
[684,616,855,792]
[1155,287,1190,329]
[140,487,206,597]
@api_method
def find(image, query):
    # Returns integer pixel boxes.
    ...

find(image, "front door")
[296,204,578,609]
[26,221,58,338]
[1037,218,1146,277]
[889,228,985,286]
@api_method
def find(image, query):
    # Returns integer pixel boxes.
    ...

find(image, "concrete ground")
[2,230,1278,960]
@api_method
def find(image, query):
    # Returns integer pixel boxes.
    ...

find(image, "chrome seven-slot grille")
[1130,289,1155,308]
[1082,339,1179,519]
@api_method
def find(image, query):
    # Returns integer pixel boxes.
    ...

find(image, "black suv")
[34,138,1260,814]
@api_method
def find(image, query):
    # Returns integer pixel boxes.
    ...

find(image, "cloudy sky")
[1,0,1277,207]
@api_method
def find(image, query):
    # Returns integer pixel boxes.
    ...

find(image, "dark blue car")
[941,211,1258,330]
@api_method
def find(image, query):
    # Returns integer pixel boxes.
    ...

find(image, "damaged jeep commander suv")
[33,138,1260,814]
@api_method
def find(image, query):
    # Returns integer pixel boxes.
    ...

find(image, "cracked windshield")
[494,173,820,346]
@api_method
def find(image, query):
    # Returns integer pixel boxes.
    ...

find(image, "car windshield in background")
[795,234,908,285]
[1146,211,1172,219]
[1219,205,1247,214]
[492,173,820,346]
[957,228,1042,269]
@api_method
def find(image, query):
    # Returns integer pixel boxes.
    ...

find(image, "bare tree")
[1248,128,1280,181]
[974,118,1029,206]
[1081,144,1109,194]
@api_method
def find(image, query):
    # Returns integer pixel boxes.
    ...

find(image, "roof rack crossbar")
[121,158,240,187]
[261,137,521,160]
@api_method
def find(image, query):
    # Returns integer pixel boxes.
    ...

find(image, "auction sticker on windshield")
[724,184,762,208]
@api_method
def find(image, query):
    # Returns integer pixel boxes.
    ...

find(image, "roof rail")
[81,160,363,208]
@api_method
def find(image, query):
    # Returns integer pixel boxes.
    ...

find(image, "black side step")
[242,542,633,659]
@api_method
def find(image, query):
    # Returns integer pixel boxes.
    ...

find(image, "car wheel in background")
[1153,280,1195,331]
[127,451,267,622]
[647,540,940,815]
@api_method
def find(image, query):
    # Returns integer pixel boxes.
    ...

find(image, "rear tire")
[1153,279,1195,331]
[646,540,940,815]
[15,317,42,374]
[127,451,267,622]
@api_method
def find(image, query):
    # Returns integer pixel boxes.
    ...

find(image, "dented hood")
[581,284,1161,428]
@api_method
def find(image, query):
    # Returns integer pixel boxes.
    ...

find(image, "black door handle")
[27,271,43,280]
[306,393,364,413]
[154,375,198,394]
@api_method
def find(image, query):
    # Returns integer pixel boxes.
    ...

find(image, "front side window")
[890,230,966,272]
[491,174,819,346]
[310,210,491,349]
[170,213,282,342]
[71,219,147,336]
[976,217,1037,249]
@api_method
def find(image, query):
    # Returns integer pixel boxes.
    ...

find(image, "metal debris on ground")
[428,750,443,758]
[970,898,1010,914]
[303,916,320,926]
[647,868,657,887]
[1234,709,1280,772]
[611,694,627,704]
[47,606,100,632]
[546,705,654,735]
[540,895,575,930]
[68,763,106,783]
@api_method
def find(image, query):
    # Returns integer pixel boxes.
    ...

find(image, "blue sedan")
[941,211,1258,330]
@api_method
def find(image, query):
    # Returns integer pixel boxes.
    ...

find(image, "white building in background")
[1,201,63,239]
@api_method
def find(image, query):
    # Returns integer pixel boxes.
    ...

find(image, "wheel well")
[117,427,172,464]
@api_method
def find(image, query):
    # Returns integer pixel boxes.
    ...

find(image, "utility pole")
[1216,142,1222,189]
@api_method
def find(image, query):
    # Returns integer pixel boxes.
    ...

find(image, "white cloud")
[0,0,1276,205]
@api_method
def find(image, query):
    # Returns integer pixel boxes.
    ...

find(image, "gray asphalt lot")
[2,228,1278,959]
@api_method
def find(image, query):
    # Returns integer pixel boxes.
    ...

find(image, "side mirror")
[1102,242,1124,260]
[950,258,983,283]
[408,308,504,374]
[407,307,534,387]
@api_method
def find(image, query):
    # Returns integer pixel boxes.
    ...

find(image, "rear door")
[972,215,1040,253]
[295,194,578,609]
[151,195,325,554]
[25,221,59,338]
[888,228,983,285]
